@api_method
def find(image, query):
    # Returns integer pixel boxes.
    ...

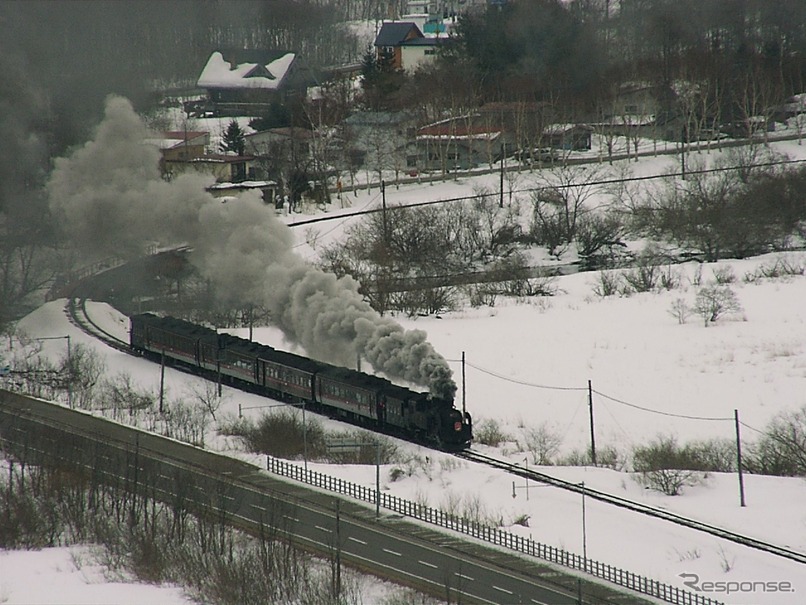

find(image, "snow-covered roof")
[417,132,501,142]
[603,115,656,126]
[543,123,594,134]
[197,50,296,90]
[208,180,277,190]
[144,131,210,150]
[374,22,423,47]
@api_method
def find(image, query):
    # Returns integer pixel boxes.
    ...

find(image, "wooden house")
[207,180,279,205]
[415,115,508,172]
[374,22,424,70]
[542,124,593,151]
[196,49,311,116]
[155,131,210,161]
[162,153,256,183]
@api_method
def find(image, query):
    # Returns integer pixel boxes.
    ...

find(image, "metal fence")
[267,456,722,605]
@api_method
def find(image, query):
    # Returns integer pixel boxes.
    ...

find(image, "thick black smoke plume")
[47,96,457,399]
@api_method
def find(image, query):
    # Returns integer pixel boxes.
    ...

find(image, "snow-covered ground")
[5,247,806,604]
[4,136,806,604]
[0,546,193,605]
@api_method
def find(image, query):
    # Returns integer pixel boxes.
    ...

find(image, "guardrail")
[46,245,160,301]
[266,456,721,605]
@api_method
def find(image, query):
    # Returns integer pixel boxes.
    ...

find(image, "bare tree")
[632,435,706,496]
[521,423,562,465]
[746,405,806,476]
[189,380,226,422]
[530,164,606,258]
[692,285,743,326]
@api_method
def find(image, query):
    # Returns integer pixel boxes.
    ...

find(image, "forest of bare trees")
[2,0,806,329]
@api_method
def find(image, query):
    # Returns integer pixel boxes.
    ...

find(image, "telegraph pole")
[159,350,165,414]
[735,409,746,507]
[461,351,466,415]
[381,179,388,245]
[499,144,505,208]
[588,380,596,466]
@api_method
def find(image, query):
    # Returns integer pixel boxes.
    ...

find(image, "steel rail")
[457,449,806,566]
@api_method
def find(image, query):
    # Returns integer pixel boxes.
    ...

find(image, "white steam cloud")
[47,96,457,399]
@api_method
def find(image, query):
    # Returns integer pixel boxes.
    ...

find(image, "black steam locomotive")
[129,314,472,450]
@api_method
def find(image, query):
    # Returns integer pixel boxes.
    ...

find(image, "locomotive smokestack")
[46,96,457,399]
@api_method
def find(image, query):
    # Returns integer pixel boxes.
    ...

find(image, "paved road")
[0,389,657,604]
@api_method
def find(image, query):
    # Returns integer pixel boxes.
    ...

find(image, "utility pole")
[735,409,746,507]
[588,380,596,466]
[159,350,165,414]
[375,444,381,519]
[461,351,466,416]
[334,498,341,598]
[680,126,687,181]
[581,482,588,571]
[499,144,505,208]
[65,335,72,408]
[381,179,388,245]
[303,401,308,472]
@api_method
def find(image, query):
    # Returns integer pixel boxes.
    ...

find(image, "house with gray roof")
[196,49,312,116]
[373,22,442,72]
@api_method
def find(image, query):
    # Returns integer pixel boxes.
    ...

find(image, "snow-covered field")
[4,135,806,603]
[5,247,806,604]
[0,546,193,605]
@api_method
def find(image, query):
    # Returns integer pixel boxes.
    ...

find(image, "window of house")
[406,155,418,167]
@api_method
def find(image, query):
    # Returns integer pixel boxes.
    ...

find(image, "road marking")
[283,515,300,523]
[315,525,332,533]
[418,560,438,569]
[382,548,402,557]
[250,504,265,512]
[455,573,474,582]
[348,537,367,545]
[493,586,513,595]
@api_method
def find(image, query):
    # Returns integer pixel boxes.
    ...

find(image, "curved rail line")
[457,449,806,566]
[66,295,806,570]
[65,297,129,353]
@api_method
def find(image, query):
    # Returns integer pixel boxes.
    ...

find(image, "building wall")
[400,45,437,73]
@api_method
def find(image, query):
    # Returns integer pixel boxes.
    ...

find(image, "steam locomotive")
[129,314,472,450]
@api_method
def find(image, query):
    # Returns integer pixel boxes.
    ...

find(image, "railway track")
[65,293,806,571]
[65,297,129,353]
[457,449,806,567]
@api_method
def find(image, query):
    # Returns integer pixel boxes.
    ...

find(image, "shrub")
[474,418,509,447]
[238,411,327,460]
[744,406,806,476]
[632,435,707,495]
[668,298,690,324]
[693,285,743,326]
[683,438,736,472]
[511,513,531,528]
[591,270,622,298]
[520,423,562,465]
[743,258,806,283]
[388,467,406,482]
[712,265,736,284]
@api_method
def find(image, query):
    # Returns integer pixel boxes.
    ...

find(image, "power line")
[463,361,587,391]
[287,155,806,228]
[459,358,736,421]
[592,389,733,422]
